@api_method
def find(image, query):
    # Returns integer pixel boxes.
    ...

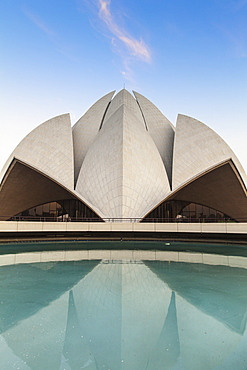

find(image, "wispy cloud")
[22,7,55,36]
[22,6,79,61]
[217,24,247,58]
[228,32,247,57]
[216,1,247,58]
[80,0,151,80]
[234,0,247,11]
[98,0,151,63]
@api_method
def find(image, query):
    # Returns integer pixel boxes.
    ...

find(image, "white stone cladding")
[172,114,247,191]
[1,89,247,222]
[133,91,175,186]
[76,102,170,219]
[0,114,74,190]
[73,91,115,184]
[103,89,145,128]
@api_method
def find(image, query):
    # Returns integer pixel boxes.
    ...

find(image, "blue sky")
[1,0,247,171]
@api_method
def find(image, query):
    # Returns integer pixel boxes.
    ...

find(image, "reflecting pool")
[0,246,247,369]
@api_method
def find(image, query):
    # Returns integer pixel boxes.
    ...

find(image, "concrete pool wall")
[1,221,247,243]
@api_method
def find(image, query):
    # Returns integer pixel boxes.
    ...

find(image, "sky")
[1,0,247,171]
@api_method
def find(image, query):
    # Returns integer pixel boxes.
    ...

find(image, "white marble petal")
[76,102,170,219]
[103,89,145,128]
[0,114,74,189]
[73,91,115,184]
[133,91,175,185]
[1,90,246,222]
[172,114,247,190]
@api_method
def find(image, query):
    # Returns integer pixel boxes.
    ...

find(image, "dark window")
[11,199,102,222]
[142,200,233,223]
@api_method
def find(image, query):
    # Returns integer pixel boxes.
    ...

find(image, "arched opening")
[10,199,102,222]
[142,200,233,223]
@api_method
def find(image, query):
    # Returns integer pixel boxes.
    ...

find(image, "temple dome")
[1,90,246,222]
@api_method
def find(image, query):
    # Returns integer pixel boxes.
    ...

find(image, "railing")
[1,216,246,223]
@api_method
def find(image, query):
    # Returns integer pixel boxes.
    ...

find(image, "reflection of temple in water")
[0,259,247,369]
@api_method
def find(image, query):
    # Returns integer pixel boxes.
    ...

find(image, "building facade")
[0,89,247,222]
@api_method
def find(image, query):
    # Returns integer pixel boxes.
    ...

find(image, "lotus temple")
[0,89,247,224]
[1,90,247,368]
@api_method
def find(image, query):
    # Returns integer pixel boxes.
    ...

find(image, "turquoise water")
[0,244,247,369]
[1,240,247,256]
